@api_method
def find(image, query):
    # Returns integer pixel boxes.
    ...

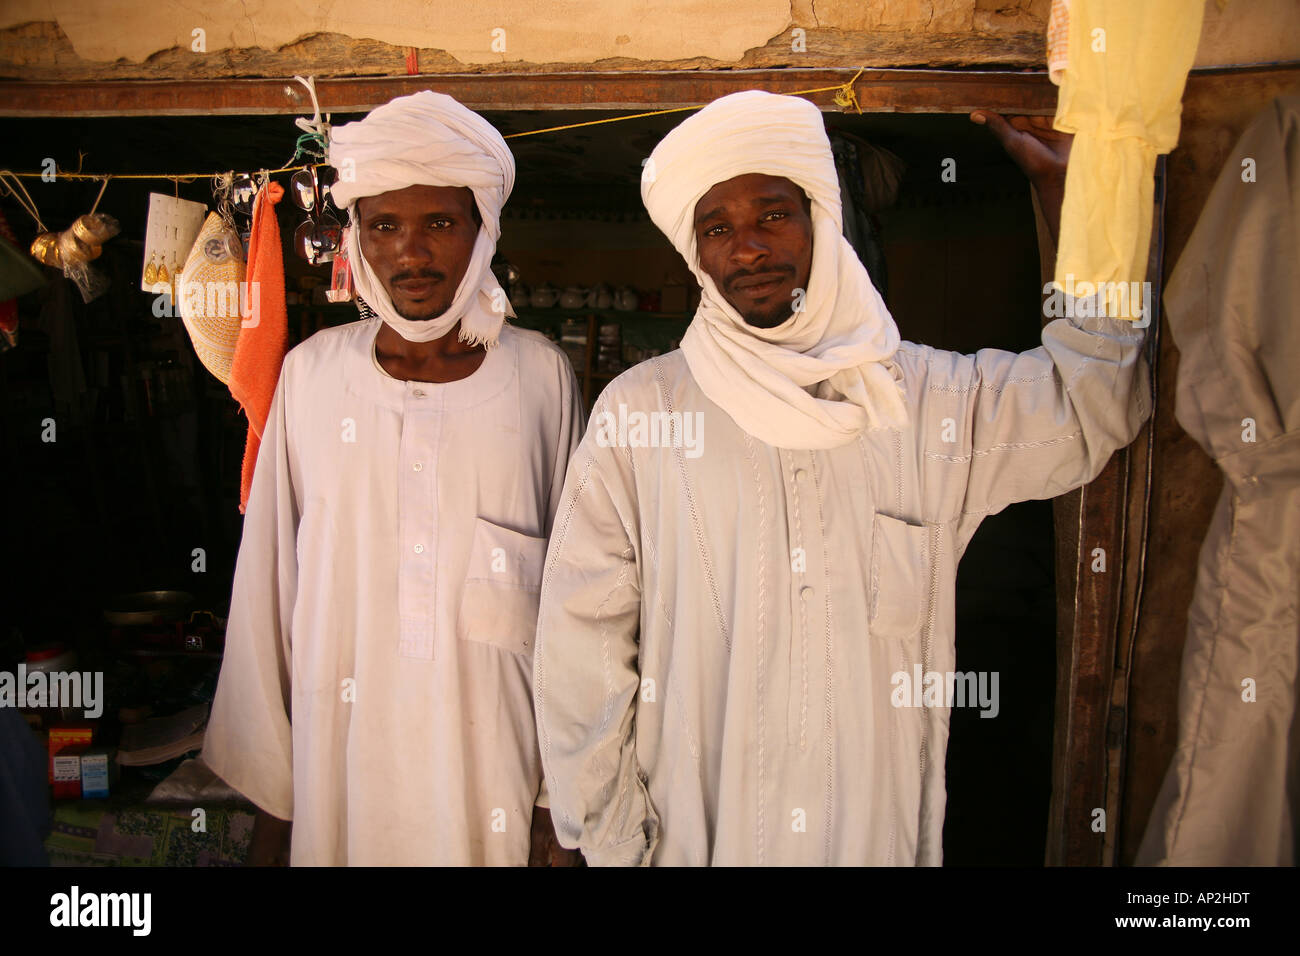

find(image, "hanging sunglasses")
[293,215,343,265]
[316,165,336,208]
[229,173,258,216]
[289,168,319,213]
[289,166,339,216]
[291,166,342,265]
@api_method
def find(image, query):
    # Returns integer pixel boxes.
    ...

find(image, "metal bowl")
[103,590,194,627]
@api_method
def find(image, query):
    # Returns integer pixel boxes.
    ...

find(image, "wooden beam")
[2,64,1288,121]
[0,68,1060,117]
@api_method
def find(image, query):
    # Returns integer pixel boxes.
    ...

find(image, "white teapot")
[560,286,589,310]
[613,286,638,311]
[587,283,613,310]
[530,283,559,308]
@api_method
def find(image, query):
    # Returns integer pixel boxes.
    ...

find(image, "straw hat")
[177,213,246,384]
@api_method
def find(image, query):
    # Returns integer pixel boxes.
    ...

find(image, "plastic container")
[24,644,78,721]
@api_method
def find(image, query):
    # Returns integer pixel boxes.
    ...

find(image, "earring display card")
[142,193,207,293]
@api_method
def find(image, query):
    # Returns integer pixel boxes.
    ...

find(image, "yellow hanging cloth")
[1051,0,1204,319]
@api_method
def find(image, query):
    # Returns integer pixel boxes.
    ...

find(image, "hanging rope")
[0,171,48,232]
[88,176,110,214]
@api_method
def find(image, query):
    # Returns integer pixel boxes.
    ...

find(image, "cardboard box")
[52,744,86,799]
[47,725,93,784]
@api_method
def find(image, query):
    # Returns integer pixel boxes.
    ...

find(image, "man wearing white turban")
[534,91,1150,865]
[204,91,584,865]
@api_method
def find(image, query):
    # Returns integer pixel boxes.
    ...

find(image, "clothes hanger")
[292,75,331,145]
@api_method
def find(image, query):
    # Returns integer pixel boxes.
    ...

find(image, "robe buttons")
[414,544,424,554]
[793,468,806,480]
[800,585,813,600]
[413,462,423,472]
[412,388,426,398]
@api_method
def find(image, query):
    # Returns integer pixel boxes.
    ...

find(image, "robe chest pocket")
[869,512,928,639]
[457,516,548,655]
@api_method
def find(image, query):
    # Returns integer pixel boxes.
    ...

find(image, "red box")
[52,745,87,799]
[48,725,93,785]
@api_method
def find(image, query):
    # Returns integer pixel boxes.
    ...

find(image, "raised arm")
[930,110,1151,532]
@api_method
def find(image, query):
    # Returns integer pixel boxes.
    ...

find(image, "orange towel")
[229,181,288,514]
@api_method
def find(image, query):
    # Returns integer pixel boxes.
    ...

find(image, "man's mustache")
[725,264,795,288]
[391,269,448,284]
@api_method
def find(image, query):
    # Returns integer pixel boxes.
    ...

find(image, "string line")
[0,72,869,183]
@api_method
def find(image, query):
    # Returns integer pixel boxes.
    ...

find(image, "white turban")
[641,90,909,448]
[328,90,515,346]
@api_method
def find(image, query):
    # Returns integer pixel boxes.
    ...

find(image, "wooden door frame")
[1045,157,1166,866]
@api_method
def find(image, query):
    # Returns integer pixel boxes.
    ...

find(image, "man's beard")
[395,301,451,321]
[741,302,795,329]
[725,265,798,329]
[389,269,452,321]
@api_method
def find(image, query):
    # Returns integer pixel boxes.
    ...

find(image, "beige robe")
[1138,94,1300,866]
[203,318,584,865]
[535,310,1149,865]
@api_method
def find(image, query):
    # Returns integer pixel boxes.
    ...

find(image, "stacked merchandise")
[597,322,622,374]
[559,317,588,375]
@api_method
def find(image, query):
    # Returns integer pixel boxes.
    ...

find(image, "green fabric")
[44,802,254,866]
[0,234,48,301]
